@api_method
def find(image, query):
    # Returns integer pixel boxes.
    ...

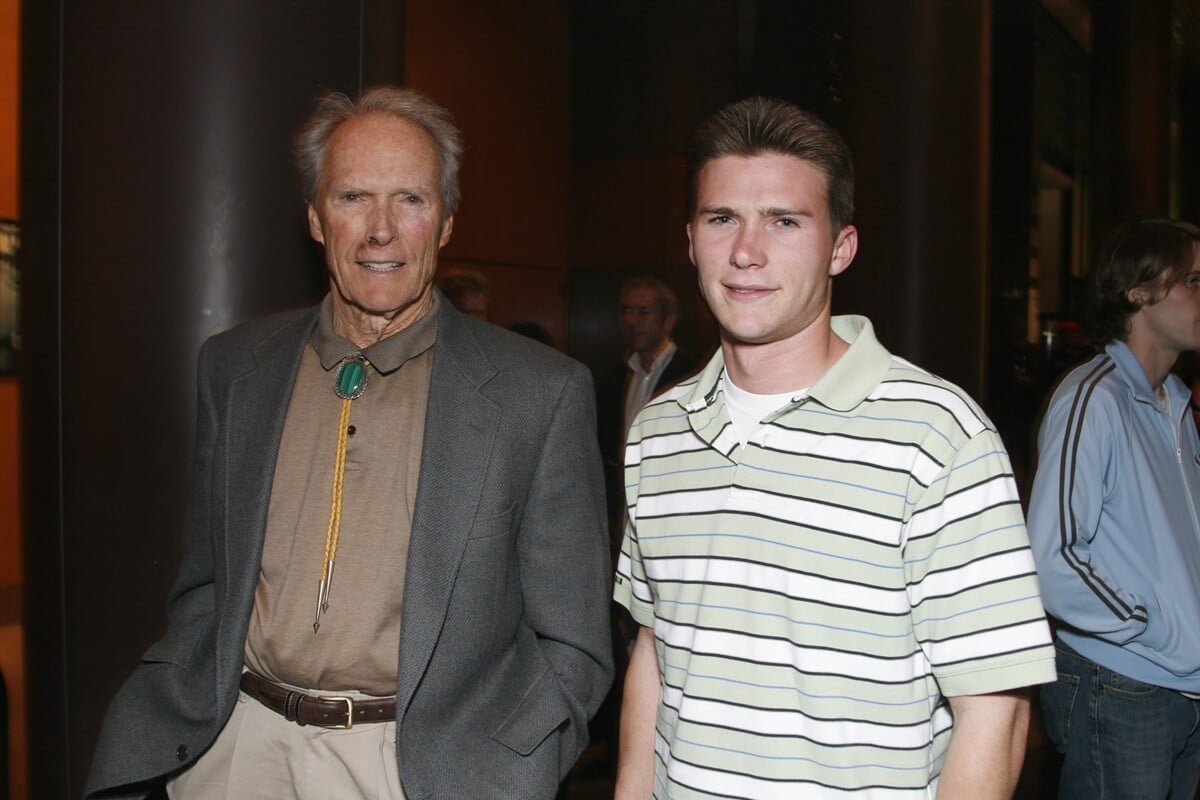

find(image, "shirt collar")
[628,340,677,375]
[1105,338,1190,409]
[810,316,894,411]
[680,315,891,414]
[313,291,439,375]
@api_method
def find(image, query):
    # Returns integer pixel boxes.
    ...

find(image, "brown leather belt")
[239,672,396,729]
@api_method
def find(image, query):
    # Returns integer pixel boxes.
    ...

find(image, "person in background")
[595,281,700,788]
[1028,218,1200,800]
[617,275,695,439]
[614,96,1056,799]
[598,275,698,538]
[437,267,491,319]
[85,85,611,800]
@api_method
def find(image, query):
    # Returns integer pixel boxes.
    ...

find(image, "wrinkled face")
[1132,249,1200,358]
[619,286,673,357]
[308,112,453,338]
[687,153,855,349]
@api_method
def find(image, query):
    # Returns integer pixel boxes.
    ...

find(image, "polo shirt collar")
[811,316,893,412]
[680,314,891,414]
[312,291,439,375]
[681,348,727,413]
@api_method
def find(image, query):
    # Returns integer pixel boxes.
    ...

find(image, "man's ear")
[307,204,324,245]
[1127,284,1153,308]
[686,222,695,266]
[829,225,858,277]
[439,213,455,248]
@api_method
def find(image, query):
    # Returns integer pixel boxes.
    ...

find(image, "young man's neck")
[722,321,848,395]
[1123,322,1181,394]
[1124,338,1180,394]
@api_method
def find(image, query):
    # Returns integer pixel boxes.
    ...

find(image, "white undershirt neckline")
[723,373,807,446]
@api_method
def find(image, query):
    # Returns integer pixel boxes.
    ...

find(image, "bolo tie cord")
[314,355,369,633]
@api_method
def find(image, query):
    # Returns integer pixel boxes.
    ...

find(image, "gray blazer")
[84,297,613,799]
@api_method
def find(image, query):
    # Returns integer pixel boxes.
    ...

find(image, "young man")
[613,97,1055,799]
[1027,219,1200,800]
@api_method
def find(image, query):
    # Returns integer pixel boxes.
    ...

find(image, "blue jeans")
[1041,641,1200,800]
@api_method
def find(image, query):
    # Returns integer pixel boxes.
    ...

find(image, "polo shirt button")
[176,744,188,761]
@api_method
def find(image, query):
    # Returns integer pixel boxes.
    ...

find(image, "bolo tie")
[314,353,369,633]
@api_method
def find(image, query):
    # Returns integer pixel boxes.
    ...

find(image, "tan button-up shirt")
[244,294,436,695]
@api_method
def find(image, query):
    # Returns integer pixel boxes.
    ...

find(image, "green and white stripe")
[613,315,1055,799]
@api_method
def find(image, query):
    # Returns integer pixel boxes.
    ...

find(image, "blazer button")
[176,744,188,762]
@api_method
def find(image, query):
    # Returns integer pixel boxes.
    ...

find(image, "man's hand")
[936,689,1032,800]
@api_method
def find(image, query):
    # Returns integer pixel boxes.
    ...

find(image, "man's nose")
[730,226,764,269]
[365,204,399,246]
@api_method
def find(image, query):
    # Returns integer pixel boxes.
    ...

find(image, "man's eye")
[777,217,799,227]
[340,192,361,202]
[708,215,732,225]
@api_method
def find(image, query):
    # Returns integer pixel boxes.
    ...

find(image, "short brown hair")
[685,97,854,232]
[1092,218,1200,344]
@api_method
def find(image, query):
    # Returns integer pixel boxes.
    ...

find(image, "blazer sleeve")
[158,336,220,646]
[515,361,614,768]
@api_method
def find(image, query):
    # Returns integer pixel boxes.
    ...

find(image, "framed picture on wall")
[0,219,17,373]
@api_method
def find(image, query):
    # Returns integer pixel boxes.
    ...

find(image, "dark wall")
[1089,0,1173,242]
[568,0,847,378]
[838,1,992,398]
[569,0,994,400]
[20,2,402,795]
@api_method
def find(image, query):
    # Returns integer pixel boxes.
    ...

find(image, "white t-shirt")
[722,372,806,446]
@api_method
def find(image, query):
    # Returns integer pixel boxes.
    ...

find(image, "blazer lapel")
[213,308,317,695]
[396,301,499,714]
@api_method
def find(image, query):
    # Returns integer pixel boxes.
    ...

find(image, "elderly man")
[85,86,612,799]
[614,97,1055,799]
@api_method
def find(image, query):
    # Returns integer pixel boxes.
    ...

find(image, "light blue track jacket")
[1028,341,1200,692]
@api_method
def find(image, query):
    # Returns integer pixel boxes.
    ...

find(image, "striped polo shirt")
[614,315,1055,799]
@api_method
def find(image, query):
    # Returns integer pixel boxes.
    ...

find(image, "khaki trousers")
[167,690,406,800]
